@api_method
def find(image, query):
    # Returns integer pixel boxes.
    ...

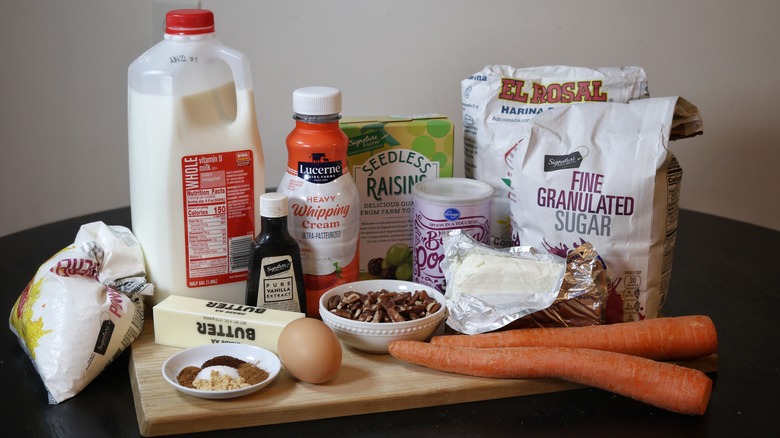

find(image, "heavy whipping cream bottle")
[278,87,360,317]
[128,9,265,305]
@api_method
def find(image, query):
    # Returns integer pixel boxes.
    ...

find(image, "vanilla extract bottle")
[246,193,306,313]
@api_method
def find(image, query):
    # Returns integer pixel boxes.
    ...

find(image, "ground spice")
[193,370,249,391]
[202,355,247,368]
[177,366,201,388]
[175,355,268,391]
[238,362,269,385]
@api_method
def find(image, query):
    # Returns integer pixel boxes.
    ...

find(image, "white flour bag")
[510,97,702,322]
[9,222,152,403]
[462,65,649,247]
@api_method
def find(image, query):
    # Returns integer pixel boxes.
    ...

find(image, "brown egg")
[277,318,342,384]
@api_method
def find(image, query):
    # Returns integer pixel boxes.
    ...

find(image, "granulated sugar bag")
[510,97,702,322]
[9,222,152,403]
[462,65,649,247]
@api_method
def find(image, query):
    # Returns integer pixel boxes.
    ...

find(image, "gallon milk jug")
[128,9,265,305]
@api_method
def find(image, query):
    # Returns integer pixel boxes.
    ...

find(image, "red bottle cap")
[165,9,215,35]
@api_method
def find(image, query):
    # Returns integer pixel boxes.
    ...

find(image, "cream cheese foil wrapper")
[441,230,606,334]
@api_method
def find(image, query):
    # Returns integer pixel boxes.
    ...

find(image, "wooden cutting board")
[129,318,718,437]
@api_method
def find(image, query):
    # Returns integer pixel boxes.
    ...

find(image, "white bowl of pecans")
[319,279,447,354]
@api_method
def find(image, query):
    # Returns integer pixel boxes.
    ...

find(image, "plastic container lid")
[411,177,494,206]
[260,193,289,218]
[165,9,215,35]
[292,87,342,116]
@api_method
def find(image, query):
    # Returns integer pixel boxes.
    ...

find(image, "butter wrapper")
[153,295,304,354]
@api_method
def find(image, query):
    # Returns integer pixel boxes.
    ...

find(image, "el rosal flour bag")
[510,96,703,322]
[462,65,649,247]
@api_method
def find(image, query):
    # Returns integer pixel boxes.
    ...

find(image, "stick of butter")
[153,295,304,353]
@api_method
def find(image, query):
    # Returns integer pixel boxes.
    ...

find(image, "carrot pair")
[387,315,718,415]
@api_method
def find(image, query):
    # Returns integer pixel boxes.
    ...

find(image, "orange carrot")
[388,341,712,415]
[430,315,717,361]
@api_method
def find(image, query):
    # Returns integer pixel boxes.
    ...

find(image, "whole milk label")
[181,151,254,288]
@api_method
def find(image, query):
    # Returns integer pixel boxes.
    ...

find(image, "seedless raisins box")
[341,114,454,277]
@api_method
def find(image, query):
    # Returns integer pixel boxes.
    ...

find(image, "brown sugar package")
[510,97,702,322]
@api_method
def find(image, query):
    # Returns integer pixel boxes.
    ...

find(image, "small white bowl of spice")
[162,343,281,399]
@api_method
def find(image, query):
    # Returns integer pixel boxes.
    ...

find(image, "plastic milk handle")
[212,43,256,127]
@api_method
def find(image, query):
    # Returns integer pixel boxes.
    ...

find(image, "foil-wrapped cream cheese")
[442,231,566,334]
[442,230,607,334]
[450,253,565,305]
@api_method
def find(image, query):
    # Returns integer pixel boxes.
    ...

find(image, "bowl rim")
[321,309,445,335]
[318,279,446,329]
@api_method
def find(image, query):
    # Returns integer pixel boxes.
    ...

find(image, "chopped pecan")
[326,295,341,311]
[342,292,361,305]
[326,289,441,322]
[369,309,384,323]
[379,299,406,322]
[330,308,352,319]
[400,304,427,315]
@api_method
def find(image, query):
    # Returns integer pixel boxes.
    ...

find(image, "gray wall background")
[2,0,778,236]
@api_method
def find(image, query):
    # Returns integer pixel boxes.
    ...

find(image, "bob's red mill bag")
[510,96,702,322]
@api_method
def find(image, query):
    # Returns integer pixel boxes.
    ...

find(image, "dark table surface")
[2,207,778,437]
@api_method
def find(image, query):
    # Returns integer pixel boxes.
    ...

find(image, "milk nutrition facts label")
[182,151,254,287]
